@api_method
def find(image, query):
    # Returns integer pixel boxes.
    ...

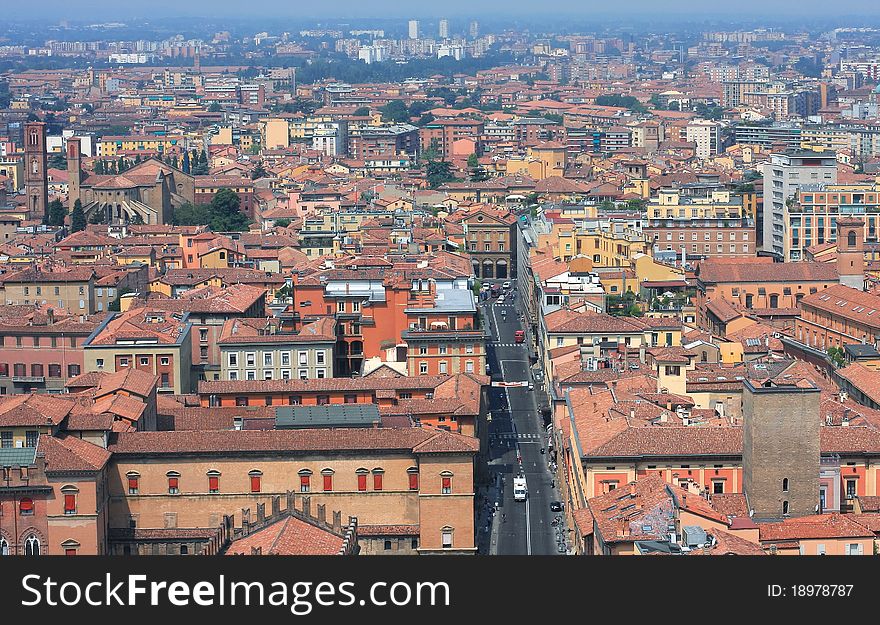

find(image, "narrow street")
[478,287,566,555]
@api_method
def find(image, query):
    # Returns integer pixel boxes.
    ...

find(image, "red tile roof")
[696,259,838,284]
[39,434,111,473]
[225,515,346,555]
[759,513,874,542]
[108,427,478,455]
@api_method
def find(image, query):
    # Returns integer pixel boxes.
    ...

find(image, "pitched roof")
[108,427,478,456]
[696,259,838,284]
[39,434,111,473]
[759,513,874,542]
[224,515,347,555]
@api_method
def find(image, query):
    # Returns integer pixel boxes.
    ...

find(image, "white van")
[513,476,528,502]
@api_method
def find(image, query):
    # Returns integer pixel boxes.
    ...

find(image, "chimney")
[47,308,54,325]
[333,510,342,533]
[317,503,326,524]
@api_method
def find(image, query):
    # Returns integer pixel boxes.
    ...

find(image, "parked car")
[550,501,564,512]
[514,330,525,343]
[502,281,511,289]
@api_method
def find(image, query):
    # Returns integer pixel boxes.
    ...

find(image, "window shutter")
[168,477,179,491]
[373,473,383,491]
[208,476,219,492]
[250,476,261,493]
[357,474,367,491]
[409,473,419,490]
[323,475,333,492]
[128,477,138,491]
[64,494,76,512]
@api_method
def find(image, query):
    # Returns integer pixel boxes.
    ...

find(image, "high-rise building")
[23,121,48,222]
[408,20,420,39]
[685,119,721,159]
[439,19,449,39]
[761,150,838,260]
[469,20,479,38]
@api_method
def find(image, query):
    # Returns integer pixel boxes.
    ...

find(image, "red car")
[514,330,525,343]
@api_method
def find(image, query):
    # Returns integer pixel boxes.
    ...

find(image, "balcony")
[12,376,45,383]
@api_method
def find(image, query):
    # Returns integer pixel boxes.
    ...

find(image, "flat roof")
[274,404,381,429]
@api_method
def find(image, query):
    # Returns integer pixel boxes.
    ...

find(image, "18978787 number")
[768,585,854,597]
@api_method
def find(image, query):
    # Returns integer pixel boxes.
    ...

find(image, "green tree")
[209,101,223,112]
[467,153,479,169]
[94,160,105,175]
[274,218,291,228]
[353,107,371,117]
[181,151,191,174]
[207,188,249,231]
[595,94,647,114]
[117,157,127,173]
[130,213,144,226]
[427,160,455,189]
[827,346,846,368]
[171,201,210,226]
[70,199,86,232]
[48,152,66,169]
[544,113,564,124]
[89,209,106,224]
[47,198,66,227]
[379,100,410,123]
[251,161,268,180]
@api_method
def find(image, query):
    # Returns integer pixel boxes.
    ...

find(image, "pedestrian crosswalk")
[490,342,526,348]
[490,433,542,440]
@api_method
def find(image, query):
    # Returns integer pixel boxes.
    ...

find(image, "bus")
[513,476,527,502]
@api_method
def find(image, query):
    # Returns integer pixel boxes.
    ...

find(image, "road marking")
[525,494,532,555]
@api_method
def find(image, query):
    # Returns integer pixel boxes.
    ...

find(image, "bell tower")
[24,121,48,222]
[66,136,82,209]
[836,216,865,290]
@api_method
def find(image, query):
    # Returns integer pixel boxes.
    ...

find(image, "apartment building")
[219,317,336,381]
[644,188,756,259]
[762,150,837,259]
[83,307,193,394]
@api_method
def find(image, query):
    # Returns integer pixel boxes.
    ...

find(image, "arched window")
[782,500,789,515]
[249,470,263,494]
[19,497,34,516]
[126,472,140,494]
[848,231,857,247]
[372,468,384,491]
[782,478,789,492]
[321,468,334,492]
[298,469,312,493]
[356,468,369,492]
[407,467,420,491]
[61,485,79,515]
[24,534,40,556]
[166,471,180,494]
[206,470,221,494]
[440,471,453,494]
[0,537,8,556]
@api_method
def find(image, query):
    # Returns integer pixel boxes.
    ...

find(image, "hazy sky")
[11,0,880,21]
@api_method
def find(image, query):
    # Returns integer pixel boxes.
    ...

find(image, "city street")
[479,288,566,555]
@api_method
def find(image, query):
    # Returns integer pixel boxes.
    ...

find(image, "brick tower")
[66,136,82,209]
[742,378,820,521]
[836,216,865,290]
[24,121,49,221]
